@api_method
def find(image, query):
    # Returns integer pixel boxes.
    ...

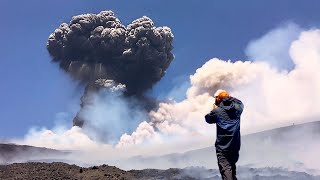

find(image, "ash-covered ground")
[1,162,320,180]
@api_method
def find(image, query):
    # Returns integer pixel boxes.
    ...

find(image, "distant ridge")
[1,120,319,170]
[124,120,320,170]
[0,143,68,164]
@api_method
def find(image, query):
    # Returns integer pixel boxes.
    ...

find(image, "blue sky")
[1,0,320,138]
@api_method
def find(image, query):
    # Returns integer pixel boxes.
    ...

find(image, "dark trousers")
[216,151,239,180]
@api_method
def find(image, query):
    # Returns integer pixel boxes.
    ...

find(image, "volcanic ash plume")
[46,11,174,127]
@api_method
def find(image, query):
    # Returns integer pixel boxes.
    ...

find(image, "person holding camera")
[205,90,244,180]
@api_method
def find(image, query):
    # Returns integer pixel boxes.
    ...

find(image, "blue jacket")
[205,97,244,152]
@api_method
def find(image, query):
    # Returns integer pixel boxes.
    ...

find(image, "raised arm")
[205,108,219,124]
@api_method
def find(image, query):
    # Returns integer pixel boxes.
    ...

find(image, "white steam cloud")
[11,23,320,170]
[119,25,320,148]
[245,22,303,70]
[79,88,147,143]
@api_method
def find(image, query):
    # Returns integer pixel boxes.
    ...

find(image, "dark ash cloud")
[47,10,174,127]
[47,10,174,95]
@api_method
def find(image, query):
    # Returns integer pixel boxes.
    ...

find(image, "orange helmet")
[214,90,230,101]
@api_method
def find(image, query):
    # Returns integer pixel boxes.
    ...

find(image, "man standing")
[205,90,244,180]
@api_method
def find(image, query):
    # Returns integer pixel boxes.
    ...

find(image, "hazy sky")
[1,0,320,138]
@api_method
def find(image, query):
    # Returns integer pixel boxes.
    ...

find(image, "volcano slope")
[1,121,320,179]
[0,162,320,180]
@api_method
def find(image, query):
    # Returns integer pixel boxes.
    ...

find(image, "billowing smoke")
[117,26,320,152]
[47,11,174,128]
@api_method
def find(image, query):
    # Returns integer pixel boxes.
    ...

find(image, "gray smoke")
[47,11,173,94]
[47,11,174,127]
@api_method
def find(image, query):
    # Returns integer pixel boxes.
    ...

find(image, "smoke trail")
[47,11,174,129]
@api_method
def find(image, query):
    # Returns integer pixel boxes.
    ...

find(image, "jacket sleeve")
[205,109,219,124]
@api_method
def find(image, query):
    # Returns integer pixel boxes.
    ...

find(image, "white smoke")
[78,88,148,143]
[19,126,108,151]
[117,26,320,148]
[245,22,303,70]
[94,79,126,92]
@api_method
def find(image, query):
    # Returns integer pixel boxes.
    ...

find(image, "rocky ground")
[0,162,319,180]
[0,162,133,180]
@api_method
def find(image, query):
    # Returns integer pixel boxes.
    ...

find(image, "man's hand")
[213,104,218,109]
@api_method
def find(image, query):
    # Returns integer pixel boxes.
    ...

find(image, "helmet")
[214,89,230,100]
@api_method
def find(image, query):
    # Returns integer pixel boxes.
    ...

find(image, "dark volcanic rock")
[0,162,133,180]
[0,163,319,180]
